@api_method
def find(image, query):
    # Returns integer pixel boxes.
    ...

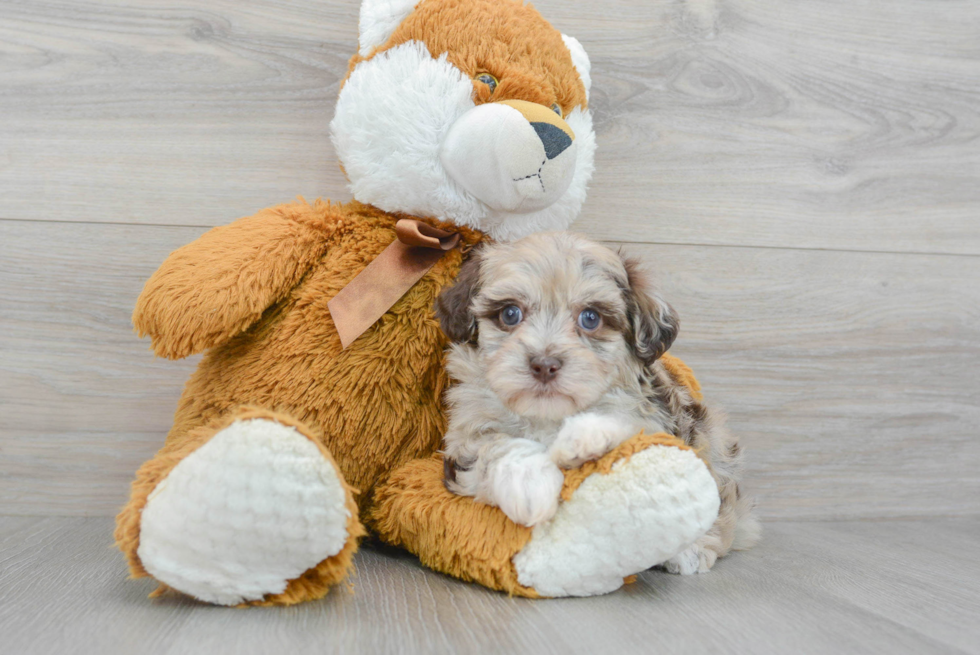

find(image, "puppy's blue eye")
[500,304,523,327]
[500,305,523,326]
[578,309,601,331]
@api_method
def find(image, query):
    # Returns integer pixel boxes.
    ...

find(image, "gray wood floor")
[1,517,978,655]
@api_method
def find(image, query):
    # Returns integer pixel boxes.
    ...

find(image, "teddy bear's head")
[331,0,596,242]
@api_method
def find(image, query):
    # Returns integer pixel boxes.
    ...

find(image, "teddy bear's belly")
[167,257,453,513]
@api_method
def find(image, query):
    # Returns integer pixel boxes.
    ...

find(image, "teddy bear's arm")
[133,202,344,359]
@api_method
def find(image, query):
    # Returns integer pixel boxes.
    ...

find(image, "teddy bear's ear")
[358,0,421,56]
[561,34,592,101]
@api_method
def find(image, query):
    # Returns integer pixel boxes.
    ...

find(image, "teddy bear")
[114,0,721,606]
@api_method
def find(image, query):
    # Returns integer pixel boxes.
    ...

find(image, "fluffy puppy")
[435,232,759,573]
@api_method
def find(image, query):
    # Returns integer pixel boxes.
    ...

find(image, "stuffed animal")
[115,0,721,606]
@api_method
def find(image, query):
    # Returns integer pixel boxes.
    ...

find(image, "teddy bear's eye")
[475,73,498,94]
[551,103,563,118]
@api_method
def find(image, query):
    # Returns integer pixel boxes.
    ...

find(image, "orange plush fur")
[116,200,483,603]
[348,0,588,115]
[371,431,696,598]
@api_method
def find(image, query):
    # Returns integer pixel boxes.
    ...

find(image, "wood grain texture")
[1,517,978,654]
[2,219,978,519]
[1,0,978,254]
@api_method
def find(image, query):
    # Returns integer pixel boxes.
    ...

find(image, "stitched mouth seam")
[512,158,548,192]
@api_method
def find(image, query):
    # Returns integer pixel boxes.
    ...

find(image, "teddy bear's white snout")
[440,100,578,214]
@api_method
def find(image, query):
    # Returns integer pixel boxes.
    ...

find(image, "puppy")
[435,232,759,574]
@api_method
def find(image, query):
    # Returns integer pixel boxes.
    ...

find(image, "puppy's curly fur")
[436,232,759,573]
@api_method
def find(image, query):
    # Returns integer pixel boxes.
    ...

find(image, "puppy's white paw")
[662,545,702,575]
[662,543,717,575]
[549,412,636,469]
[491,451,564,527]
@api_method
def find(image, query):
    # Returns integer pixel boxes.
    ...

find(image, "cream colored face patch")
[440,100,579,215]
[499,99,576,138]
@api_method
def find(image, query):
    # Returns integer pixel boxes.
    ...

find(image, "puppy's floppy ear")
[619,254,679,366]
[435,249,483,344]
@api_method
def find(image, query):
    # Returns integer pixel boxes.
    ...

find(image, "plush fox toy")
[115,0,721,605]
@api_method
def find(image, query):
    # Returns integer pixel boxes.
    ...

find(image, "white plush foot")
[512,444,720,597]
[137,418,352,606]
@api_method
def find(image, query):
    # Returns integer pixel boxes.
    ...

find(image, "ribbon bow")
[327,219,460,349]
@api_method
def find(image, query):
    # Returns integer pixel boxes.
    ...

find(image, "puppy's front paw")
[491,452,564,527]
[549,412,636,469]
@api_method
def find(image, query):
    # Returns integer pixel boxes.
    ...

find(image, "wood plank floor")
[1,517,978,655]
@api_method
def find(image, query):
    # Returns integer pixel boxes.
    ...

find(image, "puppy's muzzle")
[529,355,563,383]
[440,99,578,214]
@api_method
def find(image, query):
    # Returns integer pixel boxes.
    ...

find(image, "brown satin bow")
[327,218,460,349]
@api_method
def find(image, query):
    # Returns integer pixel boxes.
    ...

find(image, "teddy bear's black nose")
[529,356,563,382]
[531,122,573,160]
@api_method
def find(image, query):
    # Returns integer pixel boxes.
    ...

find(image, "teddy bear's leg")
[115,407,365,606]
[369,433,720,598]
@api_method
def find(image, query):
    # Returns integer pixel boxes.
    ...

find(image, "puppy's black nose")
[529,356,562,383]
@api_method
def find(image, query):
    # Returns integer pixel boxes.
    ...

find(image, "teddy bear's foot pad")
[137,418,352,605]
[512,443,720,597]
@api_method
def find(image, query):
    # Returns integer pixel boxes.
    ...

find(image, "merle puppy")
[435,232,759,573]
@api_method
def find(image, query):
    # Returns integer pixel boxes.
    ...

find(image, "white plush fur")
[331,40,597,242]
[561,34,592,101]
[358,0,421,56]
[332,42,483,221]
[512,444,721,597]
[137,419,351,606]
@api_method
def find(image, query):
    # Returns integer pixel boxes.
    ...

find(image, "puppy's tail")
[731,496,762,551]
